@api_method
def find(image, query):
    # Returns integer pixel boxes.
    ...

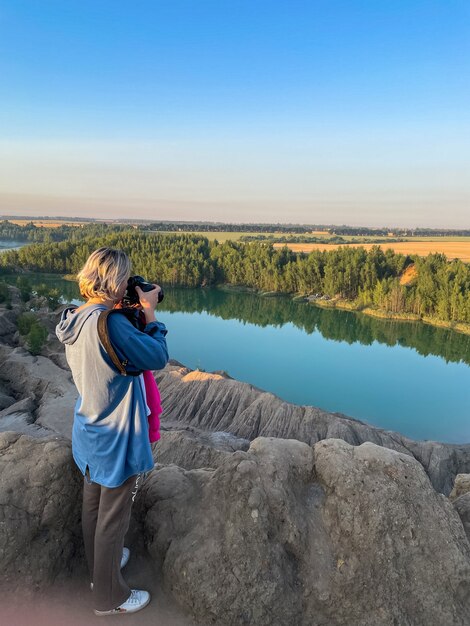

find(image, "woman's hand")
[136,284,161,324]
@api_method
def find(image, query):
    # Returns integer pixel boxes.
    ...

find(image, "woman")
[55,247,168,616]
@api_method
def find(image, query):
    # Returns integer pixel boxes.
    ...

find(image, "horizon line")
[1,214,469,232]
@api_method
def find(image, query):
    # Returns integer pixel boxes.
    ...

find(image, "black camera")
[122,275,164,307]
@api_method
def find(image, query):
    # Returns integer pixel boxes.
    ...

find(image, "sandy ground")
[273,241,470,262]
[1,552,195,626]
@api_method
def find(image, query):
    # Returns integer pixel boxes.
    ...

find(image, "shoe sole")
[93,594,150,616]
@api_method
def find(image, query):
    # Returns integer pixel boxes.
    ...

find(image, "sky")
[0,1,469,227]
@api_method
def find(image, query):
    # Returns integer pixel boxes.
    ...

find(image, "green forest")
[0,220,129,243]
[1,228,469,326]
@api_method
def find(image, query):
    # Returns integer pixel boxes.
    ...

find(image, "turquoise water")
[157,308,470,444]
[1,270,469,444]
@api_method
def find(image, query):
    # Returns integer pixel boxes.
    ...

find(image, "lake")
[1,270,469,444]
[0,240,26,251]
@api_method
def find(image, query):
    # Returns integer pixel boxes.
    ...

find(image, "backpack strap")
[97,309,143,376]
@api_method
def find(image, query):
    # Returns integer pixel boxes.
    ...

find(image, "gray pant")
[82,469,142,611]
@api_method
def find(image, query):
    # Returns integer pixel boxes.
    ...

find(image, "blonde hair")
[77,247,131,301]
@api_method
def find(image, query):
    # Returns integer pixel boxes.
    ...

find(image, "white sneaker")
[94,589,151,616]
[90,547,131,591]
[120,547,130,569]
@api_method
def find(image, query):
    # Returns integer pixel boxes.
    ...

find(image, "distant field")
[128,230,470,258]
[143,230,286,242]
[8,219,88,227]
[5,221,470,261]
[168,232,470,261]
[272,241,470,262]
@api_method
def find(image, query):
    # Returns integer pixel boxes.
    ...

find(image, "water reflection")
[160,288,470,366]
[2,273,469,366]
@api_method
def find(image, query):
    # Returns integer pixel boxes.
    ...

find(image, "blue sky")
[0,1,468,226]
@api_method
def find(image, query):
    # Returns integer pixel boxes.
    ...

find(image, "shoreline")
[310,297,470,335]
[4,270,470,336]
[217,284,470,335]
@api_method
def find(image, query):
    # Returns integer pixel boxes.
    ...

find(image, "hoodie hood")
[55,303,108,345]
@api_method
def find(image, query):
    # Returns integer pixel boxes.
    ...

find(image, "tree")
[27,323,48,355]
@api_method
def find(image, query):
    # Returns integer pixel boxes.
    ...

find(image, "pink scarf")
[142,370,162,443]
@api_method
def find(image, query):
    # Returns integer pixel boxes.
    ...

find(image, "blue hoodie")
[55,303,168,487]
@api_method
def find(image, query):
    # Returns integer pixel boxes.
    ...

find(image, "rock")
[155,364,470,495]
[454,493,470,543]
[0,390,15,411]
[2,417,470,625]
[2,334,468,496]
[450,474,470,501]
[0,345,77,438]
[138,437,470,626]
[0,396,53,436]
[0,412,50,436]
[0,433,82,589]
[0,395,35,417]
[0,309,469,625]
[3,308,469,496]
[406,440,470,497]
[313,439,470,625]
[0,310,17,337]
[451,475,470,544]
[140,437,319,626]
[155,427,249,470]
[42,349,70,371]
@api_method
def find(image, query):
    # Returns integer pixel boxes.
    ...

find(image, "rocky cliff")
[2,324,469,495]
[154,364,470,495]
[1,298,470,625]
[2,430,470,625]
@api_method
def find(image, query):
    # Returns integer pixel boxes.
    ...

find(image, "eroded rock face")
[450,474,470,501]
[2,425,470,626]
[0,345,76,439]
[139,437,470,626]
[0,386,15,411]
[451,474,470,544]
[454,494,470,544]
[0,432,82,589]
[155,428,250,470]
[314,440,470,626]
[0,308,17,338]
[155,365,470,495]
